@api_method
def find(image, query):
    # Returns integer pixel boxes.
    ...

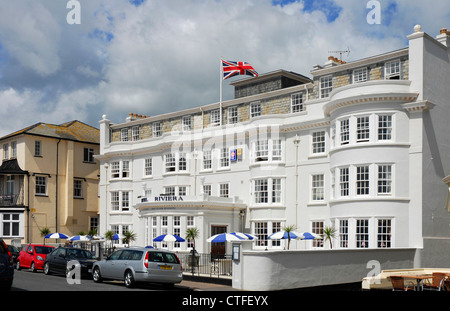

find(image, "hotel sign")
[154,196,184,202]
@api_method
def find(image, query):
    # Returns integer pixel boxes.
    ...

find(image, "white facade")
[97,27,450,270]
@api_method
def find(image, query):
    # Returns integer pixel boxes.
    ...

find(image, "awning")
[0,159,29,175]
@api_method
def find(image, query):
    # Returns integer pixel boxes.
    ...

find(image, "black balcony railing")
[0,192,25,207]
[177,252,232,278]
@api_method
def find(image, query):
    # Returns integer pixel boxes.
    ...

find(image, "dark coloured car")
[43,247,97,278]
[7,245,19,266]
[0,239,14,290]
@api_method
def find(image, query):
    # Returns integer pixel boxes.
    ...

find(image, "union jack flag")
[222,60,258,80]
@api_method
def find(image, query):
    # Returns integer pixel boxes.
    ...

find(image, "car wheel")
[16,261,21,270]
[43,262,51,275]
[92,267,103,283]
[124,270,135,288]
[30,262,36,272]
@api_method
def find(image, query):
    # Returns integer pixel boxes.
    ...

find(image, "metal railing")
[0,191,25,207]
[177,252,232,278]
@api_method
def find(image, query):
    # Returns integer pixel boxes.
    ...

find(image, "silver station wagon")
[92,247,183,288]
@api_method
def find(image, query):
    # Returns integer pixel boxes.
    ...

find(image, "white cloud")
[0,1,62,76]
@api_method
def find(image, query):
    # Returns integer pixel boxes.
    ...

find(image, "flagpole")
[219,58,223,126]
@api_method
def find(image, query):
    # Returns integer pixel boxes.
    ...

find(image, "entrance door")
[210,225,227,259]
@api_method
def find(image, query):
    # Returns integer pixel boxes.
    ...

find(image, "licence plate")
[159,265,172,270]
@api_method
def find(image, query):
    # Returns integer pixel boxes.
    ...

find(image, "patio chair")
[422,272,447,291]
[390,276,415,291]
[442,277,450,291]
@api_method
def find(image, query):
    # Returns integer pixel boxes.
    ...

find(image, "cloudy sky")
[0,0,449,136]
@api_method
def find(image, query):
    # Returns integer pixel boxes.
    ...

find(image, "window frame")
[356,116,370,143]
[291,93,304,113]
[34,141,42,157]
[377,114,393,141]
[152,122,162,137]
[182,116,192,131]
[311,131,326,154]
[377,164,393,196]
[219,147,229,168]
[210,110,221,127]
[35,175,47,196]
[311,174,325,201]
[356,165,370,196]
[250,102,261,119]
[377,218,392,248]
[132,126,140,141]
[352,67,368,83]
[339,119,349,145]
[83,148,95,163]
[320,76,333,98]
[227,106,238,124]
[385,60,401,80]
[121,129,129,142]
[74,179,83,198]
[144,158,153,177]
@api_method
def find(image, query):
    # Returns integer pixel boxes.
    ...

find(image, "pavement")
[179,276,240,291]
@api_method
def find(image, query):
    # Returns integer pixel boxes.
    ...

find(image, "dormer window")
[385,60,400,80]
[353,68,368,83]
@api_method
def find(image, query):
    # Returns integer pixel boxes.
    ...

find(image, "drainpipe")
[56,139,61,233]
[27,172,30,243]
[293,135,300,229]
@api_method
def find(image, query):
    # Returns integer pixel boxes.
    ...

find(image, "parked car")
[6,245,20,266]
[92,247,183,288]
[44,247,97,278]
[0,239,14,290]
[16,244,55,272]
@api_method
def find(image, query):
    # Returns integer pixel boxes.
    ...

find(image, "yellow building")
[0,121,99,244]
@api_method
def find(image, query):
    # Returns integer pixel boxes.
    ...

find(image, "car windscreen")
[34,246,54,254]
[66,249,95,259]
[148,252,180,264]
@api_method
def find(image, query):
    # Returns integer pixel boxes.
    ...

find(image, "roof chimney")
[436,28,450,47]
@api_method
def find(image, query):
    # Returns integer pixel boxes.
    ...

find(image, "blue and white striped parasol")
[230,232,258,240]
[67,235,90,242]
[45,232,68,239]
[153,234,186,242]
[207,233,245,243]
[268,230,302,240]
[298,232,322,240]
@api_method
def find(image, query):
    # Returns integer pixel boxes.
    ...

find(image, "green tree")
[40,227,50,245]
[185,227,200,251]
[122,231,137,247]
[282,224,297,250]
[322,225,337,249]
[104,230,115,246]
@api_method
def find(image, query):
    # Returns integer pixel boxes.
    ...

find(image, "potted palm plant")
[185,227,200,272]
[282,225,297,250]
[122,231,137,247]
[322,225,337,249]
[40,227,50,245]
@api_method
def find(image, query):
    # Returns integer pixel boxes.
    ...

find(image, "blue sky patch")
[272,0,342,22]
[382,2,398,26]
[129,0,145,7]
[89,29,114,43]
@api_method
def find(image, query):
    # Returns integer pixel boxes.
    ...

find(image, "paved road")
[11,269,191,291]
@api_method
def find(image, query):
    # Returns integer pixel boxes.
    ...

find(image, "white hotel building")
[97,26,450,270]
